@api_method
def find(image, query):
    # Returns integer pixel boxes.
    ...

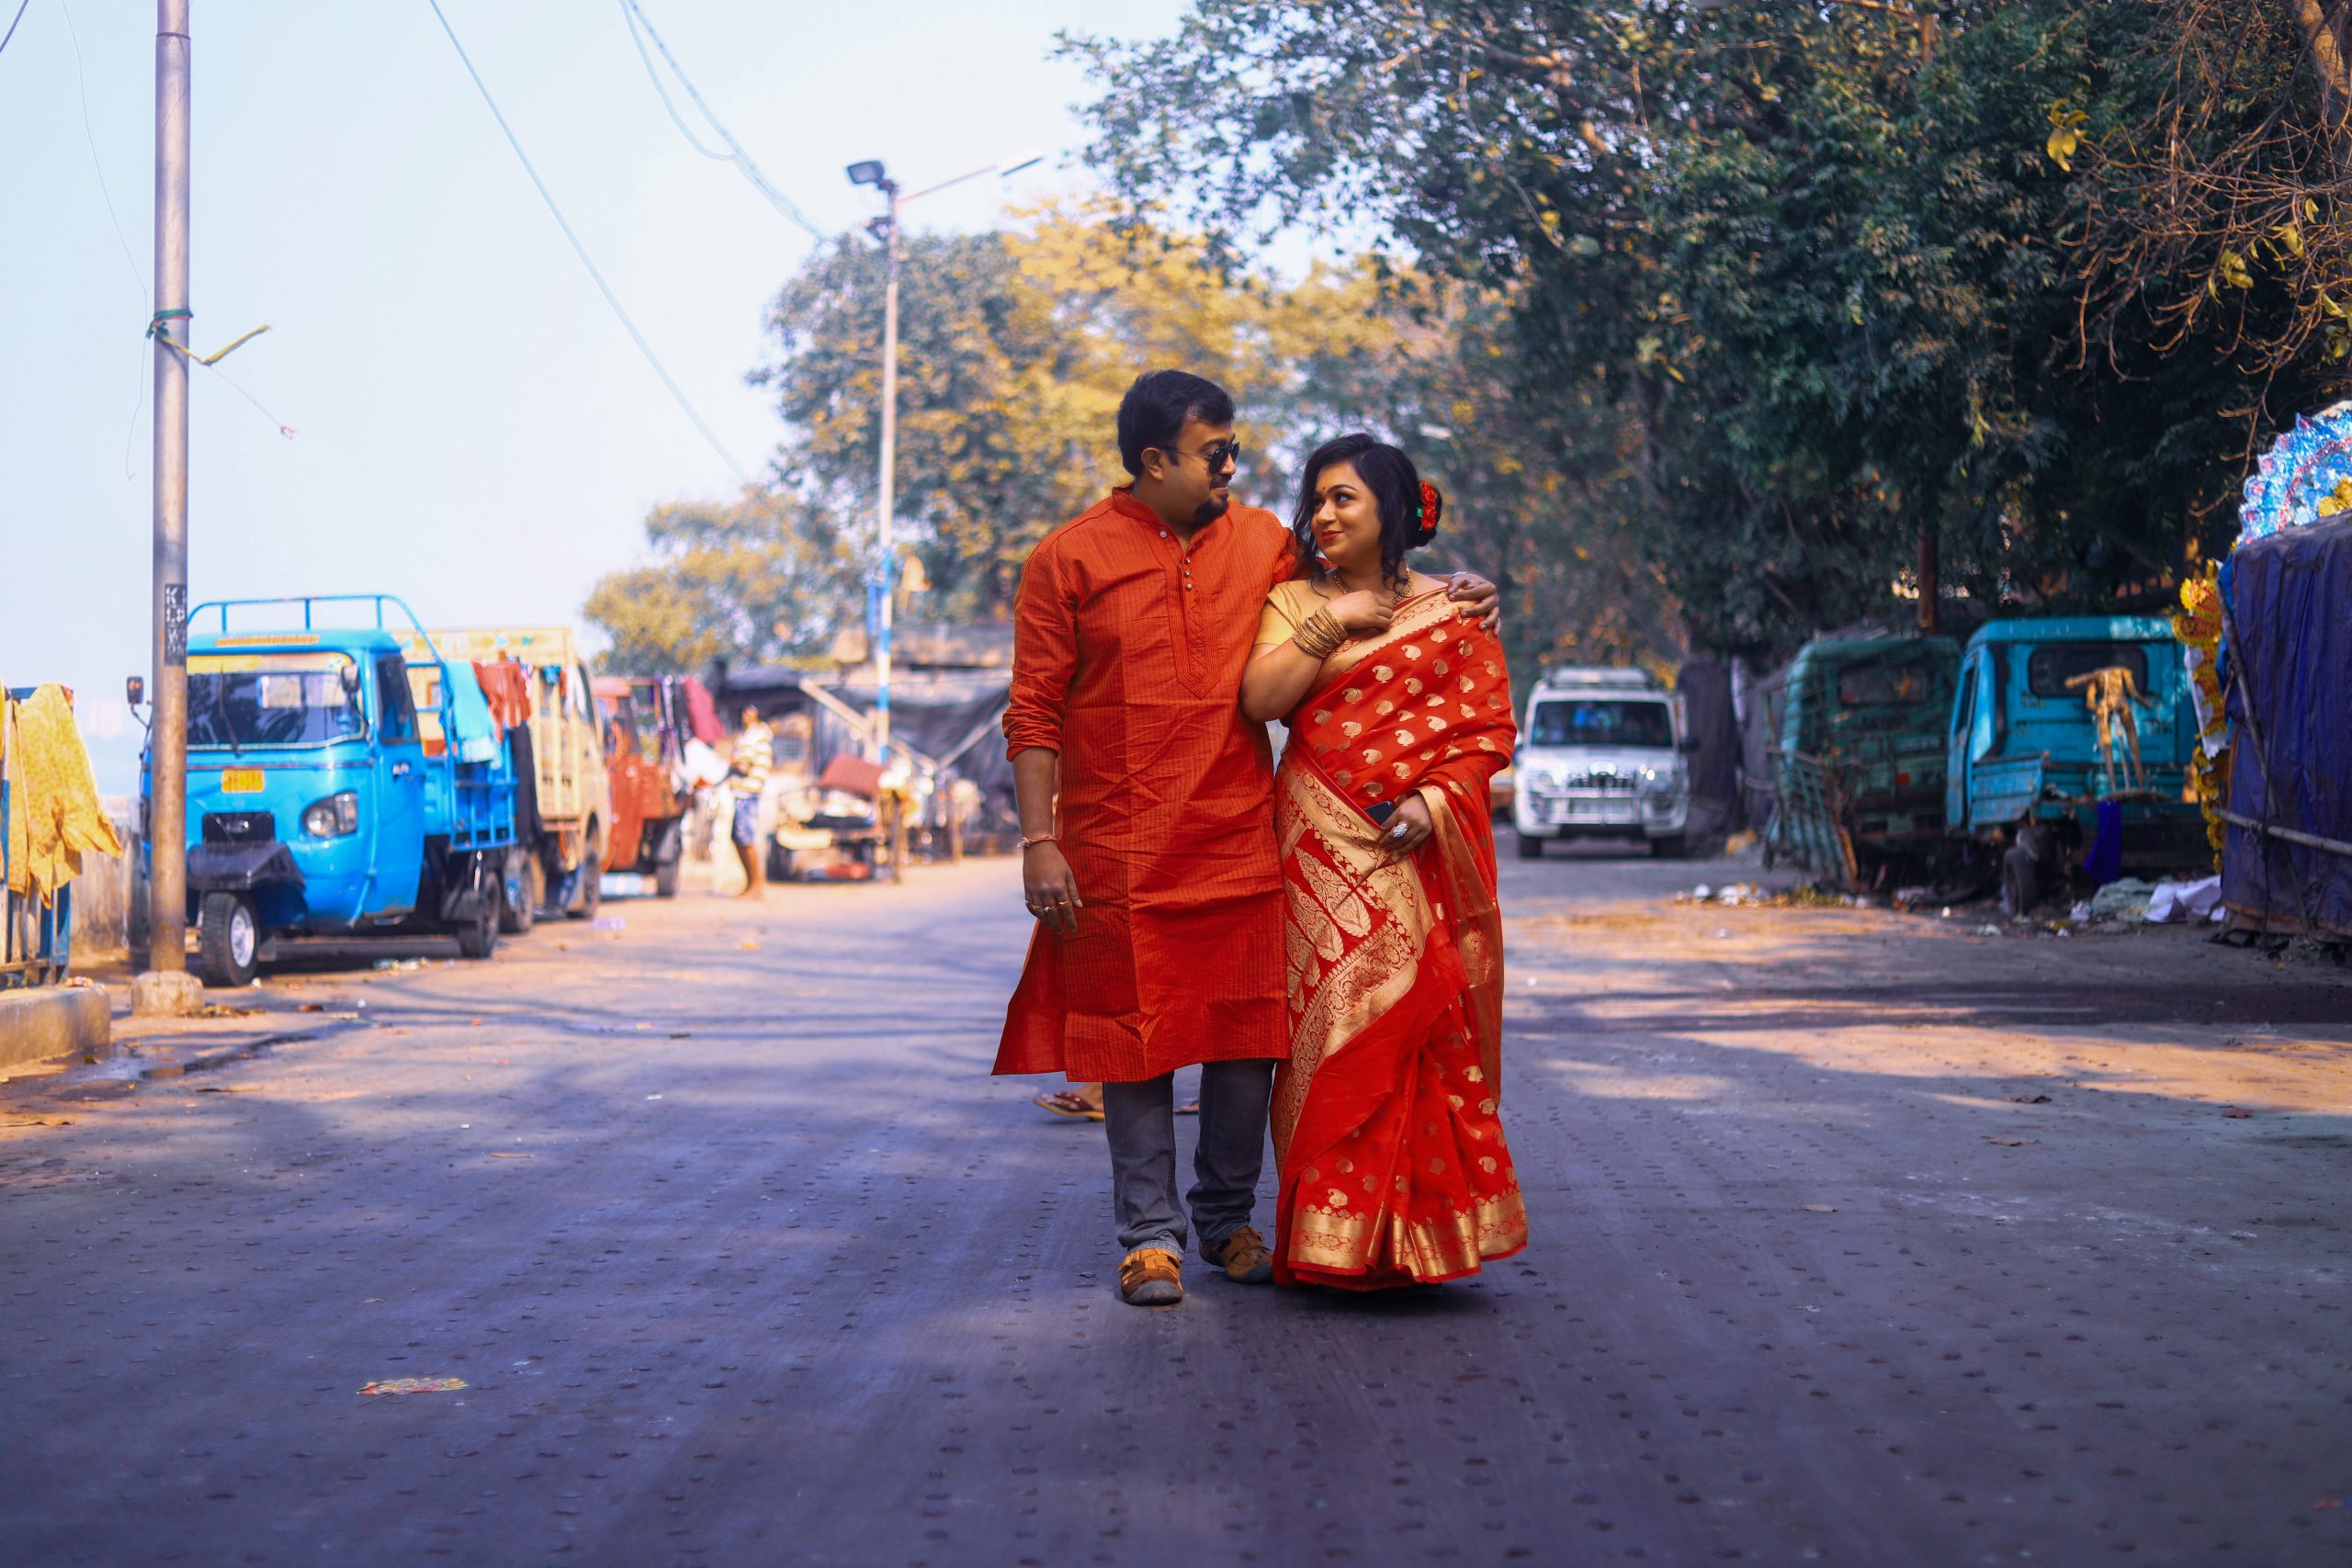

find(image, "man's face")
[741,707,760,729]
[1150,416,1238,529]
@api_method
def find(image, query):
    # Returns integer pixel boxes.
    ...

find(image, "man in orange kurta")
[998,371,1496,1307]
[999,371,1291,1305]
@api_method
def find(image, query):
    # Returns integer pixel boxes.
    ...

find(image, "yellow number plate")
[221,768,266,794]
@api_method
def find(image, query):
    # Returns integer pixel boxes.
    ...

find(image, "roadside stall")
[2,684,121,987]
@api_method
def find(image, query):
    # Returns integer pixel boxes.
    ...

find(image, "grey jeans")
[1101,1059,1276,1258]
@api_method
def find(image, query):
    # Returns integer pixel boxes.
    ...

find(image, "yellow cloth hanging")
[1,685,124,907]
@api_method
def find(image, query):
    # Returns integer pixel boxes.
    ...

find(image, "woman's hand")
[1445,572,1502,634]
[1380,794,1436,857]
[1023,841,1084,935]
[1326,589,1396,636]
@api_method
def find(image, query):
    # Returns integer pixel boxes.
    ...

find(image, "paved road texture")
[4,848,2349,1567]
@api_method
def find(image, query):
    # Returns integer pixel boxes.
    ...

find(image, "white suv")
[1510,669,1690,858]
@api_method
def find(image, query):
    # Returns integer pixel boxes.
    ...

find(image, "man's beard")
[1192,494,1230,529]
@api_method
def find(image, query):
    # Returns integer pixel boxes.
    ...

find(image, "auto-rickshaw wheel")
[654,852,681,898]
[500,850,541,935]
[198,891,258,987]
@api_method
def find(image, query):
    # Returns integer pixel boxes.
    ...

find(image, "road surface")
[4,845,2348,1565]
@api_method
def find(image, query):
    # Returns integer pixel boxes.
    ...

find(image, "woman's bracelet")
[1293,609,1348,660]
[1020,832,1057,851]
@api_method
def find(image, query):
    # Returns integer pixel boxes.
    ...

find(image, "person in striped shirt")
[729,705,772,897]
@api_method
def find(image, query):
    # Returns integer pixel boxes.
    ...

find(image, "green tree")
[1065,0,2343,659]
[582,491,858,675]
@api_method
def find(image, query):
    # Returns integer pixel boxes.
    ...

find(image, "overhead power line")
[424,0,757,489]
[616,0,831,243]
[0,0,32,60]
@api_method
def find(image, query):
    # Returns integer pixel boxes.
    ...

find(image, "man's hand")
[1023,841,1084,935]
[1381,794,1436,857]
[1445,571,1502,635]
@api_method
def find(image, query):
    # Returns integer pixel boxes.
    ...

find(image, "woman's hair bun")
[1413,480,1443,547]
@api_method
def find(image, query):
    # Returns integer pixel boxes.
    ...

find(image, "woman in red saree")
[1239,434,1525,1289]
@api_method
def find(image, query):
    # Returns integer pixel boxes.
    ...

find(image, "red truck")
[592,675,719,898]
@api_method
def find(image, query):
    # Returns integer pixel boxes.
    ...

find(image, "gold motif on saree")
[1374,665,1393,682]
[1300,853,1373,938]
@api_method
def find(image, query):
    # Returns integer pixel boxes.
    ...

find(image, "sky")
[0,0,1188,790]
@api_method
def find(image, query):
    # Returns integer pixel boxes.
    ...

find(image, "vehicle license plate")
[221,768,266,794]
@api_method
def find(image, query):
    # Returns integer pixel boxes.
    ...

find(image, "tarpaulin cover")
[2222,514,2352,938]
[441,661,501,764]
[683,676,725,747]
[470,660,533,738]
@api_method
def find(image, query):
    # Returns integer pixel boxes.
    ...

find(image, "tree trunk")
[1916,515,1940,634]
[2290,0,2352,173]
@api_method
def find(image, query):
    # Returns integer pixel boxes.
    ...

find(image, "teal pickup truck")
[147,596,525,986]
[1942,615,2206,911]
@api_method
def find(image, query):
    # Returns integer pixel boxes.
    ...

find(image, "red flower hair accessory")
[1416,479,1443,543]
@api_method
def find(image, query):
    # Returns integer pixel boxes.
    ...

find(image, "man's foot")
[1203,1225,1274,1284]
[1118,1247,1183,1306]
[1034,1088,1104,1122]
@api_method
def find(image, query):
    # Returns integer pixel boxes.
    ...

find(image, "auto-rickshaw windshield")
[187,651,367,748]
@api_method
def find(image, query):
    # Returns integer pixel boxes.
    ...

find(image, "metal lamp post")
[843,154,1042,773]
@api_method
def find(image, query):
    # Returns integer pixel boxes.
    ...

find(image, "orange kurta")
[995,489,1297,1083]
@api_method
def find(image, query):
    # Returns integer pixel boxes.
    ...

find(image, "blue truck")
[146,596,526,987]
[1942,615,2207,912]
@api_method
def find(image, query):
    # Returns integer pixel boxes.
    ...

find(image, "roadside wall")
[62,798,141,962]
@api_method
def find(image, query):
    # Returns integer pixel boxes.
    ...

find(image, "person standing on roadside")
[728,705,772,898]
[996,369,1499,1308]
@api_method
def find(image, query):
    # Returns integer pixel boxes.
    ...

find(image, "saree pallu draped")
[1271,589,1525,1288]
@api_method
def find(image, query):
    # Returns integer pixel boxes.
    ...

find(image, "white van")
[1510,668,1690,858]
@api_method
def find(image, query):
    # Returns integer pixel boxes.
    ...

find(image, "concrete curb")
[0,987,112,1074]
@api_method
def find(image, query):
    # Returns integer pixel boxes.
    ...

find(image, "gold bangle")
[1293,609,1346,660]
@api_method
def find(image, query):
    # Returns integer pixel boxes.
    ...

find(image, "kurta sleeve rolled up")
[996,490,1300,1083]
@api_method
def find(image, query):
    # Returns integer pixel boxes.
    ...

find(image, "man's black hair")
[1291,433,1439,588]
[1116,369,1236,478]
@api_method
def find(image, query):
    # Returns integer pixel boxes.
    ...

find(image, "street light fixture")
[844,151,1045,780]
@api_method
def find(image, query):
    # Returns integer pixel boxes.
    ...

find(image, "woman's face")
[1308,460,1384,574]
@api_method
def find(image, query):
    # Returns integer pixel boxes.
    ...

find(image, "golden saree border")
[1288,1188,1529,1284]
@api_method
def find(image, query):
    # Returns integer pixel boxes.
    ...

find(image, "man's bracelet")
[1020,833,1057,851]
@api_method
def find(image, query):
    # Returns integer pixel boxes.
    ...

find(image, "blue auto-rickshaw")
[147,595,523,986]
[1943,615,2206,911]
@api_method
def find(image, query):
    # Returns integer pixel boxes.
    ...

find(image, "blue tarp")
[2222,515,2352,939]
[440,660,500,764]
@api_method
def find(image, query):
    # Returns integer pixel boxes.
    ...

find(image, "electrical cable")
[0,0,32,59]
[616,0,830,243]
[424,0,758,488]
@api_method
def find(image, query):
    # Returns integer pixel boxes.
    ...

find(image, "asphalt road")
[4,842,2349,1566]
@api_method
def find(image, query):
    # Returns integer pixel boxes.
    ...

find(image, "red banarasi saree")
[1268,586,1527,1288]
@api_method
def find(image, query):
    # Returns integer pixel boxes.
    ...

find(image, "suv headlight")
[302,790,359,838]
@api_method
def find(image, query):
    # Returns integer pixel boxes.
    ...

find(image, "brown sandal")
[1034,1089,1104,1122]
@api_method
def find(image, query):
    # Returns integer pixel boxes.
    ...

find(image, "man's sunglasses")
[1158,439,1243,472]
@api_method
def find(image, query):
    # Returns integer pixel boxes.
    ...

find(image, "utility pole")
[141,0,193,999]
[874,181,899,773]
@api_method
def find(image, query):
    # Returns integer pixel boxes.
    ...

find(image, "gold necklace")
[1313,570,1410,608]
